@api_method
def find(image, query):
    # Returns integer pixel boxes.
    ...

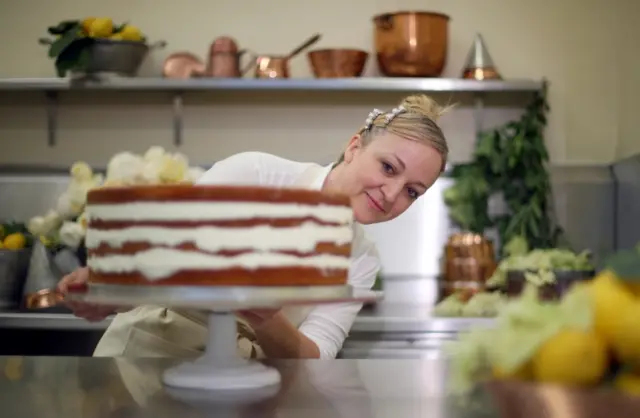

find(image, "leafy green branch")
[443,86,565,253]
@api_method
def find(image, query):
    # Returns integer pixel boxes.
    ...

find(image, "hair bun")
[400,94,453,122]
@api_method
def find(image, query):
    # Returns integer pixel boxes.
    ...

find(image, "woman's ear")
[343,134,362,164]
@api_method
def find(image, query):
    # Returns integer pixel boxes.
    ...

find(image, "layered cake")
[84,185,354,286]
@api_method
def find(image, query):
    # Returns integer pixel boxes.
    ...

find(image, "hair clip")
[364,109,385,131]
[384,105,406,126]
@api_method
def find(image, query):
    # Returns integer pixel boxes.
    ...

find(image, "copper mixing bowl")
[307,49,369,78]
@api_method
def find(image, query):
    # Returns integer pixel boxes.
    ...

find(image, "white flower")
[43,210,62,230]
[159,154,189,184]
[77,211,89,231]
[70,161,93,182]
[56,192,76,218]
[106,152,145,185]
[187,166,206,183]
[92,173,105,187]
[27,216,47,236]
[59,221,85,249]
[144,146,166,163]
[172,152,189,167]
[65,180,95,215]
[141,160,163,184]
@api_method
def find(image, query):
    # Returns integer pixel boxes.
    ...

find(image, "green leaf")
[54,37,94,77]
[113,22,128,33]
[47,20,80,35]
[604,250,640,281]
[48,25,82,58]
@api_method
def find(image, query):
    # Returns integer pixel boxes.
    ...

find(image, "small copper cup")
[254,56,289,79]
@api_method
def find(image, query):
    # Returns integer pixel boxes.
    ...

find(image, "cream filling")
[85,222,353,252]
[87,202,353,224]
[88,248,350,281]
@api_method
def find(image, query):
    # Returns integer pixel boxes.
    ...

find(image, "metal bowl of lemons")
[42,17,166,77]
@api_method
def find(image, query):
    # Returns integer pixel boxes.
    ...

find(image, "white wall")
[0,0,637,167]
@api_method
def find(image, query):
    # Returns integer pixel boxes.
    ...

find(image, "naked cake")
[84,185,354,286]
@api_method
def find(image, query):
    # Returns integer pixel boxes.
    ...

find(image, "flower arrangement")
[26,146,205,250]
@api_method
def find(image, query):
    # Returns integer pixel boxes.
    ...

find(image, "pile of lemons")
[0,224,27,251]
[496,266,640,396]
[80,18,144,42]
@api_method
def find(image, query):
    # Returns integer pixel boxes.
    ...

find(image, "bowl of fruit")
[0,222,33,308]
[447,246,640,416]
[40,18,166,77]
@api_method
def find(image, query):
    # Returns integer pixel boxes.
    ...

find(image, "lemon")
[608,302,640,364]
[118,24,143,42]
[532,328,608,386]
[110,33,125,41]
[81,17,96,34]
[588,270,635,341]
[624,283,640,298]
[88,18,113,38]
[3,357,23,381]
[493,362,533,381]
[614,372,640,396]
[3,233,26,250]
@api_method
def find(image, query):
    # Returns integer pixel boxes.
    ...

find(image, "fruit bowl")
[74,38,160,77]
[41,18,165,77]
[505,269,596,300]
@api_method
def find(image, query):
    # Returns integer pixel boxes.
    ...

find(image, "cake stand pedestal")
[163,311,280,390]
[69,283,380,392]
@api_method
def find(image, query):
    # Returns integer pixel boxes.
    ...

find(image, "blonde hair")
[337,94,451,171]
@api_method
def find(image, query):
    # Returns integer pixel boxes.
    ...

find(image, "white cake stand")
[68,283,381,392]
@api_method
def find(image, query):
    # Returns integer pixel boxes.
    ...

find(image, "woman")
[58,93,450,360]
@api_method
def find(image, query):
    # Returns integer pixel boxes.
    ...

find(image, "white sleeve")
[196,152,263,186]
[298,241,380,359]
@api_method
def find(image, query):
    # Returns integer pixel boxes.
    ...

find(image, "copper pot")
[307,49,369,78]
[373,11,450,77]
[441,232,496,297]
[254,56,290,79]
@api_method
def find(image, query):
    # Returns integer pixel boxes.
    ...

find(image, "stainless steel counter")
[0,356,500,418]
[0,310,494,333]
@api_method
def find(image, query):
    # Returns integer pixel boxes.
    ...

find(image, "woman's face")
[336,133,443,224]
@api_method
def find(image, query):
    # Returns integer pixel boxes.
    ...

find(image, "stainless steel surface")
[0,174,69,222]
[0,312,111,330]
[71,284,376,311]
[549,165,615,266]
[0,249,30,309]
[363,177,454,276]
[374,275,439,306]
[351,305,495,333]
[611,154,640,250]
[0,356,500,418]
[0,310,493,334]
[0,77,544,92]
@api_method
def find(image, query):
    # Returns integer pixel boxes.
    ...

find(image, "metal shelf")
[0,77,543,92]
[0,76,545,148]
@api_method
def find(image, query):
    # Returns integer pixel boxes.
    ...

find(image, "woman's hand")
[237,308,281,329]
[57,267,119,322]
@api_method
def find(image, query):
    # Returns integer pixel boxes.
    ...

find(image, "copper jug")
[204,36,256,78]
[441,232,497,297]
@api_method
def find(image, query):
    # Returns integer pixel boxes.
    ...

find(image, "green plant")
[443,85,565,253]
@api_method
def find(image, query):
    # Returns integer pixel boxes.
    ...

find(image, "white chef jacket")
[196,151,380,359]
